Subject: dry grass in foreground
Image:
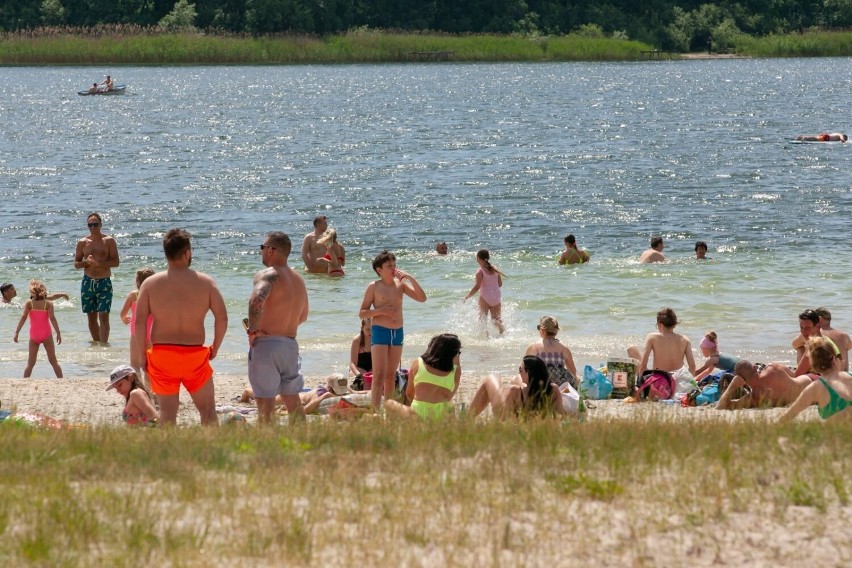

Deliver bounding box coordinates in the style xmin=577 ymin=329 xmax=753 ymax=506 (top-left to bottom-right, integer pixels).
xmin=1 ymin=414 xmax=851 ymax=566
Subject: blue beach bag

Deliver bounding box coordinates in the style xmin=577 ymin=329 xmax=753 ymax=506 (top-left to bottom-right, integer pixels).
xmin=580 ymin=365 xmax=613 ymax=400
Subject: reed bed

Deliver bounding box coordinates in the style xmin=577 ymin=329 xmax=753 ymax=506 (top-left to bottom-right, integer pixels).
xmin=1 ymin=415 xmax=850 ymax=565
xmin=735 ymin=30 xmax=852 ymax=58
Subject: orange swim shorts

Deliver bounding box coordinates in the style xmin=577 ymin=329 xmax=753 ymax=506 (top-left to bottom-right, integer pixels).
xmin=146 ymin=344 xmax=213 ymax=396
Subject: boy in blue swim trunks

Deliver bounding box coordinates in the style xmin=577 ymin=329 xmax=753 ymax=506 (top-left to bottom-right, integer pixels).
xmin=359 ymin=250 xmax=427 ymax=410
xmin=74 ymin=212 xmax=120 ymax=344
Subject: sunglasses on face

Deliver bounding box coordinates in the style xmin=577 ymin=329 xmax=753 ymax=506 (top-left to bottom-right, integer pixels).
xmin=87 ymin=222 xmax=100 ymax=228
xmin=259 ymin=244 xmax=276 ymax=251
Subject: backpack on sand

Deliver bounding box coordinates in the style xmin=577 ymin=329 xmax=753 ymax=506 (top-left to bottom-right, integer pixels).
xmin=636 ymin=370 xmax=677 ymax=401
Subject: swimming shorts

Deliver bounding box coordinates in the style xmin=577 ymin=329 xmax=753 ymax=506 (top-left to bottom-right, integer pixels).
xmin=80 ymin=275 xmax=113 ymax=313
xmin=248 ymin=336 xmax=304 ymax=399
xmin=410 ymin=399 xmax=453 ymax=420
xmin=371 ymin=325 xmax=404 ymax=347
xmin=29 ymin=307 xmax=51 ymax=343
xmin=146 ymin=344 xmax=213 ymax=396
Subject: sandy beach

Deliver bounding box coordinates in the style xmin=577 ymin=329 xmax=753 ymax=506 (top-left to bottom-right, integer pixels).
xmin=0 ymin=372 xmax=812 ymax=426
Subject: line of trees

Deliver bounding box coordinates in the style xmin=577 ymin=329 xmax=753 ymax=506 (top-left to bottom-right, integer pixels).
xmin=2 ymin=0 xmax=850 ymax=50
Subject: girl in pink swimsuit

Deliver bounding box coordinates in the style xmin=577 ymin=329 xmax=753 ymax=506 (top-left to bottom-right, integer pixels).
xmin=13 ymin=279 xmax=63 ymax=378
xmin=463 ymin=249 xmax=506 ymax=334
xmin=119 ymin=268 xmax=155 ymax=386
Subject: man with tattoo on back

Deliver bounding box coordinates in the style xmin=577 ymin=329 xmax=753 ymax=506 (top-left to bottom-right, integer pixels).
xmin=247 ymin=232 xmax=309 ymax=425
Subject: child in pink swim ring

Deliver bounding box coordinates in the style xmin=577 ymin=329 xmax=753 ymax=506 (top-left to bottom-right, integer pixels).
xmin=12 ymin=279 xmax=63 ymax=378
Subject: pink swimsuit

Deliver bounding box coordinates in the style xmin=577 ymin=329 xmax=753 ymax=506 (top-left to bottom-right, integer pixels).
xmin=29 ymin=303 xmax=51 ymax=343
xmin=478 ymin=268 xmax=501 ymax=307
xmin=129 ymin=301 xmax=154 ymax=343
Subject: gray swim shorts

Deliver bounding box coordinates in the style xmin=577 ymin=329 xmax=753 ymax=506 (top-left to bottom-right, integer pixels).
xmin=248 ymin=336 xmax=304 ymax=399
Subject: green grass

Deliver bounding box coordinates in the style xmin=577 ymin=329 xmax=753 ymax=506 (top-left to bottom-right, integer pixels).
xmin=1 ymin=416 xmax=851 ymax=564
xmin=734 ymin=29 xmax=852 ymax=57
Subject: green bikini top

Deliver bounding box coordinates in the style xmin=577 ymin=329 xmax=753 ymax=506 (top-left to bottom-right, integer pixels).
xmin=817 ymin=378 xmax=852 ymax=420
xmin=413 ymin=357 xmax=456 ymax=391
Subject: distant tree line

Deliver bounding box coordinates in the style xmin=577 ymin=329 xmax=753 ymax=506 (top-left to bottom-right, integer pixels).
xmin=2 ymin=0 xmax=850 ymax=50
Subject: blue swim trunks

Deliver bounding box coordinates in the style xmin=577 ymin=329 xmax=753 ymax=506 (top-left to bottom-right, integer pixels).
xmin=81 ymin=275 xmax=113 ymax=313
xmin=371 ymin=325 xmax=404 ymax=347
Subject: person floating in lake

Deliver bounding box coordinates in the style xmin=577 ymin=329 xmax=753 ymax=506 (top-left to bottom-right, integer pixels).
xmin=694 ymin=241 xmax=711 ymax=260
xmin=558 ymin=234 xmax=590 ymax=265
xmin=13 ymin=279 xmax=63 ymax=378
xmin=780 ymin=337 xmax=852 ymax=422
xmin=639 ymin=236 xmax=666 ymax=264
xmin=796 ymin=133 xmax=847 ymax=142
xmin=435 ymin=242 xmax=448 ymax=255
xmin=463 ymin=249 xmax=506 ymax=335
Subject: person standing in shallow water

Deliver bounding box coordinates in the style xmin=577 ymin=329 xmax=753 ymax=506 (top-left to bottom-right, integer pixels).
xmin=463 ymin=249 xmax=506 ymax=335
xmin=558 ymin=234 xmax=589 ymax=265
xmin=74 ymin=212 xmax=120 ymax=344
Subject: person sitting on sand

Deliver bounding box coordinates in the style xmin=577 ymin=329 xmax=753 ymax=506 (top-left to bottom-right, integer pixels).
xmin=349 ymin=319 xmax=373 ymax=378
xmin=240 ymin=374 xmax=354 ymax=414
xmin=106 ymin=365 xmax=159 ymax=426
xmin=628 ymin=307 xmax=696 ymax=380
xmin=558 ymin=234 xmax=589 ymax=265
xmin=639 ymin=236 xmax=666 ymax=264
xmin=384 ymin=333 xmax=461 ymax=420
xmin=525 ymin=315 xmax=577 ymax=388
xmin=469 ymin=355 xmax=567 ymax=420
xmin=716 ymin=360 xmax=811 ymax=410
xmin=796 ymin=133 xmax=847 ymax=142
xmin=781 ymin=337 xmax=852 ymax=422
xmin=692 ymin=331 xmax=741 ymax=382
xmin=791 ymin=307 xmax=851 ymax=372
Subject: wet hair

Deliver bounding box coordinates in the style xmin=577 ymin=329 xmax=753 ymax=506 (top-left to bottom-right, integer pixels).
xmin=564 ymin=234 xmax=576 ymax=245
xmin=807 ymin=337 xmax=839 ymax=374
xmin=521 ymin=355 xmax=554 ymax=417
xmin=265 ymin=231 xmax=292 ymax=255
xmin=651 ymin=236 xmax=664 ymax=249
xmin=87 ymin=212 xmax=102 ymax=224
xmin=695 ymin=241 xmax=707 ymax=252
xmin=135 ymin=267 xmax=155 ymax=289
xmin=656 ymin=307 xmax=678 ymax=328
xmin=420 ymin=333 xmax=461 ymax=373
xmin=163 ymin=228 xmax=191 ymax=260
xmin=312 ymin=215 xmax=327 ymax=228
xmin=371 ymin=250 xmax=396 ymax=274
xmin=28 ymin=279 xmax=47 ymax=301
xmin=0 ymin=283 xmax=13 ymax=294
xmin=799 ymin=309 xmax=820 ymax=326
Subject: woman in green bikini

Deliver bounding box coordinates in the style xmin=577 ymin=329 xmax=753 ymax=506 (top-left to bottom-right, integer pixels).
xmin=384 ymin=333 xmax=461 ymax=420
xmin=781 ymin=337 xmax=852 ymax=422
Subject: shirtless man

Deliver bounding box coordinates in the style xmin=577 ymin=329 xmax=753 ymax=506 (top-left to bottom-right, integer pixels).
xmin=99 ymin=75 xmax=114 ymax=92
xmin=74 ymin=212 xmax=120 ymax=344
xmin=791 ymin=309 xmax=826 ymax=377
xmin=87 ymin=83 xmax=98 ymax=94
xmin=359 ymin=250 xmax=427 ymax=410
xmin=135 ymin=229 xmax=227 ymax=426
xmin=631 ymin=307 xmax=697 ymax=382
xmin=716 ymin=360 xmax=811 ymax=410
xmin=639 ymin=236 xmax=666 ymax=264
xmin=792 ymin=307 xmax=851 ymax=371
xmin=558 ymin=234 xmax=590 ymax=265
xmin=1 ymin=283 xmax=68 ymax=304
xmin=247 ymin=232 xmax=309 ymax=425
xmin=796 ymin=133 xmax=847 ymax=142
xmin=301 ymin=215 xmax=330 ymax=273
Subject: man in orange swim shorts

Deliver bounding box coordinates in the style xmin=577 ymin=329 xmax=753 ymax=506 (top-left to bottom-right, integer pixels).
xmin=135 ymin=228 xmax=228 ymax=426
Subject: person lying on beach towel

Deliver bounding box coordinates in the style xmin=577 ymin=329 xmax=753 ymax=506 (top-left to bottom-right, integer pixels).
xmin=239 ymin=374 xmax=356 ymax=414
xmin=716 ymin=360 xmax=811 ymax=410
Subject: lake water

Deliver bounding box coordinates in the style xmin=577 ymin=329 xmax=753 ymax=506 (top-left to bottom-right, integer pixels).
xmin=0 ymin=59 xmax=849 ymax=380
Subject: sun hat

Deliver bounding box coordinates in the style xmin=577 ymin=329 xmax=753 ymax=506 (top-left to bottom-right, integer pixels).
xmin=106 ymin=365 xmax=136 ymax=391
xmin=327 ymin=373 xmax=351 ymax=396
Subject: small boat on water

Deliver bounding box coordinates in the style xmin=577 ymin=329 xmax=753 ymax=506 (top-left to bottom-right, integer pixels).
xmin=78 ymin=85 xmax=127 ymax=96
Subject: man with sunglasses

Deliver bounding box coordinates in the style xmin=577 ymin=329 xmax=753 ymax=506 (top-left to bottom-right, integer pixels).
xmin=74 ymin=212 xmax=120 ymax=344
xmin=248 ymin=232 xmax=309 ymax=425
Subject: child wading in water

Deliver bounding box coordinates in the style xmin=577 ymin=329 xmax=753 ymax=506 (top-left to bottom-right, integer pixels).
xmin=359 ymin=250 xmax=427 ymax=410
xmin=13 ymin=279 xmax=63 ymax=377
xmin=106 ymin=365 xmax=159 ymax=426
xmin=463 ymin=249 xmax=506 ymax=335
xmin=119 ymin=268 xmax=155 ymax=385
